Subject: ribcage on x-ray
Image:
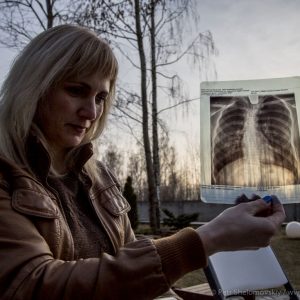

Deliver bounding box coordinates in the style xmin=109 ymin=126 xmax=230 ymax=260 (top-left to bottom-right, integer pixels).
xmin=256 ymin=96 xmax=298 ymax=181
xmin=212 ymin=97 xmax=249 ymax=183
xmin=212 ymin=95 xmax=299 ymax=186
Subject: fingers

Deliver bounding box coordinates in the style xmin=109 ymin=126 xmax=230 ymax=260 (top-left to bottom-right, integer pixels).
xmin=237 ymin=195 xmax=285 ymax=220
xmin=197 ymin=195 xmax=285 ymax=256
xmin=270 ymin=194 xmax=280 ymax=205
xmin=243 ymin=198 xmax=270 ymax=215
xmin=267 ymin=199 xmax=286 ymax=225
xmin=235 ymin=193 xmax=262 ymax=204
xmin=244 ymin=197 xmax=285 ymax=230
xmin=235 ymin=194 xmax=249 ymax=204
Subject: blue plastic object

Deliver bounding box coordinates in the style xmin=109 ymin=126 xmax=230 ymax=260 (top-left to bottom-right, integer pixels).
xmin=263 ymin=195 xmax=272 ymax=203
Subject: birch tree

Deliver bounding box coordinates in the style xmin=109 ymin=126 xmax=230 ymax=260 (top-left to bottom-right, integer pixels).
xmin=0 ymin=0 xmax=216 ymax=233
xmin=72 ymin=0 xmax=216 ymax=232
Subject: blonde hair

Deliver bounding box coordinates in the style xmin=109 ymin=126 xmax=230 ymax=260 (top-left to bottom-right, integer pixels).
xmin=0 ymin=24 xmax=118 ymax=181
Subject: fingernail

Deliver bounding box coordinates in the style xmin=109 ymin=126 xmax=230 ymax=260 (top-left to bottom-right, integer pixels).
xmin=270 ymin=195 xmax=280 ymax=204
xmin=251 ymin=194 xmax=261 ymax=201
xmin=235 ymin=194 xmax=249 ymax=204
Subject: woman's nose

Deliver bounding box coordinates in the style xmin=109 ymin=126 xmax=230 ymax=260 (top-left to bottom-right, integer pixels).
xmin=78 ymin=97 xmax=98 ymax=120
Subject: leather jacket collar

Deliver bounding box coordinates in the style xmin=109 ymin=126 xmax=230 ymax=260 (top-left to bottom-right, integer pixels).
xmin=25 ymin=134 xmax=93 ymax=181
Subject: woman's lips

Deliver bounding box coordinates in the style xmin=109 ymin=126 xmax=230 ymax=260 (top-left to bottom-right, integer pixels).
xmin=68 ymin=124 xmax=87 ymax=134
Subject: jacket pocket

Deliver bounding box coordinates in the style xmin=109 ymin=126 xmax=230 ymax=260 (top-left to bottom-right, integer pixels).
xmin=12 ymin=189 xmax=59 ymax=219
xmin=91 ymin=185 xmax=131 ymax=216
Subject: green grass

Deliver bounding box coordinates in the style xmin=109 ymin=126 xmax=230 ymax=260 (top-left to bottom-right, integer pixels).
xmin=173 ymin=228 xmax=300 ymax=290
xmin=271 ymin=228 xmax=300 ymax=289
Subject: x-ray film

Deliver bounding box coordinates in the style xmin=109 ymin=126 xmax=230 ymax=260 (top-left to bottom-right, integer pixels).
xmin=200 ymin=77 xmax=300 ymax=203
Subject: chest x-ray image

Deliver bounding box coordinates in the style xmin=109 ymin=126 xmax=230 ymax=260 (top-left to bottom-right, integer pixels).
xmin=200 ymin=77 xmax=300 ymax=203
xmin=211 ymin=94 xmax=300 ymax=186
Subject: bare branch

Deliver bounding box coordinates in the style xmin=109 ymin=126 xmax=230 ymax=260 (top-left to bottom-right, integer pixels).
xmin=114 ymin=105 xmax=143 ymax=124
xmin=25 ymin=0 xmax=47 ymax=30
xmin=0 ymin=0 xmax=29 ymax=6
xmin=157 ymin=97 xmax=199 ymax=115
xmin=34 ymin=0 xmax=48 ymax=18
xmin=101 ymin=0 xmax=136 ymax=36
xmin=156 ymin=32 xmax=210 ymax=67
xmin=114 ymin=44 xmax=140 ymax=69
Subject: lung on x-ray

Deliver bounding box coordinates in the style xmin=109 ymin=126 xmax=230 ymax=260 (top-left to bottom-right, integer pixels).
xmin=200 ymin=77 xmax=300 ymax=203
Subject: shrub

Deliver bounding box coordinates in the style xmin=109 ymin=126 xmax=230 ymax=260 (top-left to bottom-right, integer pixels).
xmin=123 ymin=176 xmax=139 ymax=230
xmin=162 ymin=208 xmax=199 ymax=230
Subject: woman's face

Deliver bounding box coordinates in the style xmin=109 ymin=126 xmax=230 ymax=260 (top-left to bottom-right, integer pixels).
xmin=37 ymin=74 xmax=110 ymax=154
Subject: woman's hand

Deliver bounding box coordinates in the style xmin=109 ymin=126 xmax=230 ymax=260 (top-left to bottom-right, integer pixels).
xmin=196 ymin=198 xmax=286 ymax=257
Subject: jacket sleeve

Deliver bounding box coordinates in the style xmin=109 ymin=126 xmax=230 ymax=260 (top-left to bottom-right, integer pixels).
xmin=0 ymin=185 xmax=207 ymax=300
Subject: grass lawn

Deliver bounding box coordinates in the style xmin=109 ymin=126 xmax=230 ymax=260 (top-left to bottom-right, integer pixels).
xmin=271 ymin=228 xmax=300 ymax=290
xmin=173 ymin=228 xmax=300 ymax=290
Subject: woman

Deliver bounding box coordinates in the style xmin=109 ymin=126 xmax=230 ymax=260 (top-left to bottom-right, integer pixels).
xmin=0 ymin=24 xmax=285 ymax=300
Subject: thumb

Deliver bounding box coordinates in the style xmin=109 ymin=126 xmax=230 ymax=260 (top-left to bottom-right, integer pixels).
xmin=267 ymin=199 xmax=286 ymax=225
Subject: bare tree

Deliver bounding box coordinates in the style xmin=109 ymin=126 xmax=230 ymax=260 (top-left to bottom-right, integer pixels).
xmin=146 ymin=0 xmax=215 ymax=227
xmin=159 ymin=130 xmax=179 ymax=201
xmin=72 ymin=0 xmax=216 ymax=232
xmin=133 ymin=0 xmax=160 ymax=231
xmin=0 ymin=0 xmax=70 ymax=48
xmin=102 ymin=144 xmax=124 ymax=179
xmin=0 ymin=0 xmax=216 ymax=233
xmin=127 ymin=145 xmax=147 ymax=202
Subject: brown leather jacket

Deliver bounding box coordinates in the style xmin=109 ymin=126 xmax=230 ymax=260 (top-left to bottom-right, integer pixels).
xmin=0 ymin=141 xmax=207 ymax=300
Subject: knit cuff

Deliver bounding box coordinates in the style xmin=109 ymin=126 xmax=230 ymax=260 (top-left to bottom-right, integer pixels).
xmin=153 ymin=227 xmax=208 ymax=284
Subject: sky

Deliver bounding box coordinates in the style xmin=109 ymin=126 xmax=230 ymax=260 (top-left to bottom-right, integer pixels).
xmin=2 ymin=0 xmax=300 ymax=82
xmin=198 ymin=0 xmax=300 ymax=81
xmin=1 ymin=0 xmax=300 ymax=161
xmin=168 ymin=0 xmax=300 ymax=160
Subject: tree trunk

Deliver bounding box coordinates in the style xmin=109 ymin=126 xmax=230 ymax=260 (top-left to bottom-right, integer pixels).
xmin=46 ymin=0 xmax=54 ymax=29
xmin=150 ymin=0 xmax=161 ymax=230
xmin=134 ymin=0 xmax=158 ymax=232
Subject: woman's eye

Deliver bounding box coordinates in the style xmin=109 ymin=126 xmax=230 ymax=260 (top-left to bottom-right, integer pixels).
xmin=64 ymin=84 xmax=108 ymax=104
xmin=65 ymin=86 xmax=85 ymax=96
xmin=95 ymin=94 xmax=107 ymax=105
